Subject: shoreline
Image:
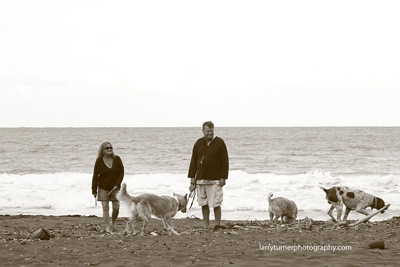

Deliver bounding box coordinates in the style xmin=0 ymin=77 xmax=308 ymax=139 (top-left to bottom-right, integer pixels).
xmin=1 ymin=215 xmax=399 ymax=266
xmin=0 ymin=213 xmax=396 ymax=221
xmin=0 ymin=211 xmax=395 ymax=222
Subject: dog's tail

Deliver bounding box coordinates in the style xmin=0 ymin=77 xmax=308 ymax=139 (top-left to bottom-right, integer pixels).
xmin=267 ymin=192 xmax=273 ymax=203
xmin=116 ymin=183 xmax=135 ymax=206
xmin=319 ymin=186 xmax=328 ymax=193
xmin=116 ymin=183 xmax=148 ymax=220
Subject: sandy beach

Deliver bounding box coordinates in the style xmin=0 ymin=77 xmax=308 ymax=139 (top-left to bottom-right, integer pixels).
xmin=1 ymin=215 xmax=399 ymax=266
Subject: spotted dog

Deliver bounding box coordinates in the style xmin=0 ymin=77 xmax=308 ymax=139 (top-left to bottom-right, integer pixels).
xmin=320 ymin=186 xmax=386 ymax=222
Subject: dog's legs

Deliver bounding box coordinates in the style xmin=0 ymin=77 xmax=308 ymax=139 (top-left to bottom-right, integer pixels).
xmin=327 ymin=205 xmax=337 ymax=222
xmin=162 ymin=219 xmax=169 ymax=231
xmin=138 ymin=212 xmax=151 ymax=235
xmin=124 ymin=218 xmax=136 ymax=234
xmin=274 ymin=212 xmax=281 ymax=224
xmin=335 ymin=203 xmax=344 ymax=222
xmin=269 ymin=211 xmax=275 ymax=223
xmin=124 ymin=218 xmax=133 ymax=234
xmin=164 ymin=216 xmax=180 ymax=235
xmin=124 ymin=214 xmax=140 ymax=235
xmin=342 ymin=207 xmax=352 ymax=222
xmin=137 ymin=203 xmax=151 ymax=235
xmin=140 ymin=220 xmax=148 ymax=235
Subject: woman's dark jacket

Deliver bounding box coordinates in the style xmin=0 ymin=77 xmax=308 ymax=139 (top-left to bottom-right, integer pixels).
xmin=92 ymin=155 xmax=124 ymax=194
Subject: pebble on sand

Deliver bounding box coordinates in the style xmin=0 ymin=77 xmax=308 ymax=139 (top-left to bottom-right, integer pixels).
xmin=29 ymin=228 xmax=50 ymax=240
xmin=368 ymin=240 xmax=385 ymax=250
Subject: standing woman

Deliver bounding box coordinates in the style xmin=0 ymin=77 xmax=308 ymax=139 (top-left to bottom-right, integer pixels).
xmin=92 ymin=142 xmax=124 ymax=233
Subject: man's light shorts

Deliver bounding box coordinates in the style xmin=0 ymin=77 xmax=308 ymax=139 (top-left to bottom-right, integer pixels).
xmin=197 ymin=184 xmax=223 ymax=208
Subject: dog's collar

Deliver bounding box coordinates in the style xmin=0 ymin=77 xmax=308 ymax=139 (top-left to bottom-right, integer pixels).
xmin=173 ymin=195 xmax=180 ymax=209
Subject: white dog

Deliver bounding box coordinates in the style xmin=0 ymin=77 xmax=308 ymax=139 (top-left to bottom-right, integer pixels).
xmin=116 ymin=183 xmax=188 ymax=235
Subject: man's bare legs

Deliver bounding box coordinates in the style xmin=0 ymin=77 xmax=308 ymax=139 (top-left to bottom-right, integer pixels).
xmin=202 ymin=205 xmax=210 ymax=229
xmin=202 ymin=205 xmax=222 ymax=229
xmin=214 ymin=206 xmax=221 ymax=226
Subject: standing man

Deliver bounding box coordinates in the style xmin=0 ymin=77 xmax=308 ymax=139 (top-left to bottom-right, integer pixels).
xmin=188 ymin=121 xmax=229 ymax=230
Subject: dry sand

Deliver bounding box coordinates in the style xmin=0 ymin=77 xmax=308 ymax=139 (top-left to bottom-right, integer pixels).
xmin=1 ymin=215 xmax=399 ymax=266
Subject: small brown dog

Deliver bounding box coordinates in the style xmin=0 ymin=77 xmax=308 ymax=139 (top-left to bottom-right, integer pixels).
xmin=268 ymin=192 xmax=298 ymax=224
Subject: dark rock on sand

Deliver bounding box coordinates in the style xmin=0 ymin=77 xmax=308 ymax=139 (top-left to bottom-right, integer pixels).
xmin=369 ymin=240 xmax=385 ymax=249
xmin=29 ymin=228 xmax=50 ymax=240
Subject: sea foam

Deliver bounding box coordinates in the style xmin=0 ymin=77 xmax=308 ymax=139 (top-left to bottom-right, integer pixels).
xmin=0 ymin=170 xmax=398 ymax=221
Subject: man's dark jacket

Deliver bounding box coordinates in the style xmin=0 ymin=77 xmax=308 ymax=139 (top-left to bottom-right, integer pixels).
xmin=188 ymin=136 xmax=229 ymax=180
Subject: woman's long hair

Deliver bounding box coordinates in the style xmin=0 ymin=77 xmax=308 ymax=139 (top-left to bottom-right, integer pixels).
xmin=97 ymin=142 xmax=115 ymax=159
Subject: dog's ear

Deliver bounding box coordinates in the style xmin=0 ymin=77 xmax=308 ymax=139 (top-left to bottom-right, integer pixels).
xmin=376 ymin=197 xmax=386 ymax=212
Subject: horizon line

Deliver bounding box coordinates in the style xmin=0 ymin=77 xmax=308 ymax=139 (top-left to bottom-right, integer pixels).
xmin=1 ymin=125 xmax=400 ymax=128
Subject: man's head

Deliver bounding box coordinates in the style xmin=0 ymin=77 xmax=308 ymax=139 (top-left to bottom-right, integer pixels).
xmin=202 ymin=121 xmax=214 ymax=141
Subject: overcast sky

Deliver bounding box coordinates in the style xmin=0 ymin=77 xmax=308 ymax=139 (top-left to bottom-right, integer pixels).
xmin=0 ymin=0 xmax=399 ymax=127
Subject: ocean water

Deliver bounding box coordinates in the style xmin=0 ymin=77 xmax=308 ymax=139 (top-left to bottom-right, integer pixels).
xmin=0 ymin=127 xmax=399 ymax=221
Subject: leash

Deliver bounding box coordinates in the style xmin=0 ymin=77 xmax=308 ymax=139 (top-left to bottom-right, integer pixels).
xmin=187 ymin=155 xmax=203 ymax=212
xmin=94 ymin=186 xmax=98 ymax=206
xmin=187 ymin=138 xmax=212 ymax=212
xmin=187 ymin=185 xmax=197 ymax=212
xmin=108 ymin=187 xmax=117 ymax=196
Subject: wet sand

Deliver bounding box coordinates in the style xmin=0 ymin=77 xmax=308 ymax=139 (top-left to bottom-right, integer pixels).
xmin=1 ymin=215 xmax=399 ymax=266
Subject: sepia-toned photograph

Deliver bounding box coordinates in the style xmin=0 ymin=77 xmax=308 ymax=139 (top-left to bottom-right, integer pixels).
xmin=0 ymin=0 xmax=399 ymax=266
